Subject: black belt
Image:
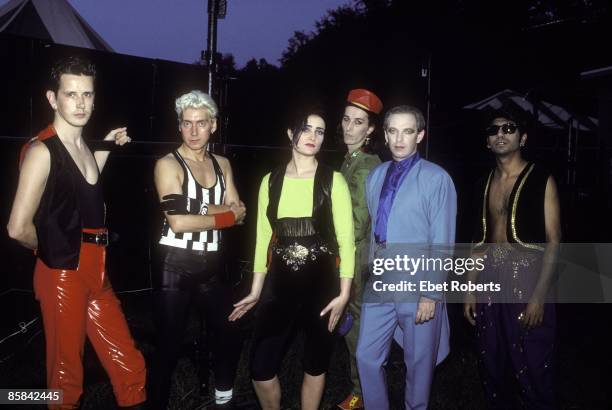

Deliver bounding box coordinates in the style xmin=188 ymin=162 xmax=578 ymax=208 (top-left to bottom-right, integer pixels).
xmin=82 ymin=232 xmax=109 ymax=246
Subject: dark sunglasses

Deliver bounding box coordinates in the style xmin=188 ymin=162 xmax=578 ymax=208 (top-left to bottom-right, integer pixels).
xmin=486 ymin=123 xmax=518 ymax=136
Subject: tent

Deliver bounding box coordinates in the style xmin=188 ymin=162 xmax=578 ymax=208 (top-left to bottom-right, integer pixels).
xmin=0 ymin=0 xmax=113 ymax=51
xmin=464 ymin=89 xmax=598 ymax=132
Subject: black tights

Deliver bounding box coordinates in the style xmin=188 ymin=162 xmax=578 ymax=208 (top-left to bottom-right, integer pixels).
xmin=149 ymin=246 xmax=242 ymax=408
xmin=250 ymin=241 xmax=339 ymax=381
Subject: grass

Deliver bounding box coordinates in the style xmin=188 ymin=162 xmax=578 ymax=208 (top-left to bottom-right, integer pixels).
xmin=1 ymin=293 xmax=610 ymax=409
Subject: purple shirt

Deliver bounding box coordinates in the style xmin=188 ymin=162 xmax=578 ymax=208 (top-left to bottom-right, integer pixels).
xmin=374 ymin=152 xmax=421 ymax=245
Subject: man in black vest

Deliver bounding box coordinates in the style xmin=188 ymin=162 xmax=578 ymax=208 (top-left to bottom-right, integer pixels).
xmin=7 ymin=56 xmax=146 ymax=409
xmin=464 ymin=108 xmax=561 ymax=409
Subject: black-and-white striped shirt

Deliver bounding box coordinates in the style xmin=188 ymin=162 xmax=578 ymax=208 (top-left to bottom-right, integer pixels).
xmin=159 ymin=150 xmax=225 ymax=251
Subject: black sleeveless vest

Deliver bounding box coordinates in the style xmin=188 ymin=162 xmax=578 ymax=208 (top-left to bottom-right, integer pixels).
xmin=34 ymin=135 xmax=103 ymax=269
xmin=266 ymin=164 xmax=338 ymax=254
xmin=473 ymin=162 xmax=550 ymax=251
xmin=159 ymin=150 xmax=226 ymax=250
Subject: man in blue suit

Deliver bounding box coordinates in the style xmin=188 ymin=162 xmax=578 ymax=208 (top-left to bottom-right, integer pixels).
xmin=356 ymin=105 xmax=456 ymax=409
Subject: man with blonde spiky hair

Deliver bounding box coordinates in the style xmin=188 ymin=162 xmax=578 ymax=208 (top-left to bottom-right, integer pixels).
xmin=150 ymin=90 xmax=246 ymax=409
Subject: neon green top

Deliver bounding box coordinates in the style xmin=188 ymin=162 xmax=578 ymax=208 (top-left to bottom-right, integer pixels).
xmin=253 ymin=171 xmax=356 ymax=278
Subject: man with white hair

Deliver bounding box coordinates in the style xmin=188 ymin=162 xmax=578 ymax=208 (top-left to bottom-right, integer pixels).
xmin=357 ymin=105 xmax=455 ymax=410
xmin=150 ymin=90 xmax=246 ymax=409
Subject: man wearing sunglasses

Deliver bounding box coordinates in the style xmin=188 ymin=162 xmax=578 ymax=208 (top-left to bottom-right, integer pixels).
xmin=464 ymin=108 xmax=561 ymax=409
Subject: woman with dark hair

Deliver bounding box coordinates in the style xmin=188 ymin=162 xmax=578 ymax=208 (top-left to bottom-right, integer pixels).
xmin=230 ymin=107 xmax=355 ymax=409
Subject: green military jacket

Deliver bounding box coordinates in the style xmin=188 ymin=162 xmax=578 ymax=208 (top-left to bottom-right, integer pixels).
xmin=341 ymin=150 xmax=381 ymax=283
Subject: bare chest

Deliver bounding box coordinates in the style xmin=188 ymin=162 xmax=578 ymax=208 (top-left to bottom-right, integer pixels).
xmin=63 ymin=143 xmax=98 ymax=184
xmin=181 ymin=158 xmax=217 ymax=188
xmin=488 ymin=176 xmax=518 ymax=218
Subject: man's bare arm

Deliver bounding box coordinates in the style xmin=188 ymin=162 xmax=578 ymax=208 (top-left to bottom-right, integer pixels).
xmin=94 ymin=127 xmax=131 ymax=173
xmin=522 ymin=176 xmax=561 ymax=328
xmin=154 ymin=157 xmax=243 ymax=233
xmin=215 ymin=154 xmax=246 ymax=224
xmin=463 ymin=249 xmax=486 ymax=326
xmin=7 ymin=142 xmax=50 ymax=249
xmin=532 ymin=176 xmax=562 ymax=301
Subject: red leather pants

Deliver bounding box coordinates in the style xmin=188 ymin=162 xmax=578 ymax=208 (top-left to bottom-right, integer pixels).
xmin=33 ymin=229 xmax=146 ymax=409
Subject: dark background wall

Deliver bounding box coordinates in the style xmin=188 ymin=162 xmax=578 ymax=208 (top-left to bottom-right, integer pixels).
xmin=2 ymin=30 xmax=611 ymax=296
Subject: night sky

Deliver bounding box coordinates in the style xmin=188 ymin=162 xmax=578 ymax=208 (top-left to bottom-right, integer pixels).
xmin=0 ymin=0 xmax=353 ymax=66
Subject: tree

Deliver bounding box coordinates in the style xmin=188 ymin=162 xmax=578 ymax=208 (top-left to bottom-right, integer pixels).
xmin=218 ymin=53 xmax=238 ymax=77
xmin=281 ymin=31 xmax=312 ymax=65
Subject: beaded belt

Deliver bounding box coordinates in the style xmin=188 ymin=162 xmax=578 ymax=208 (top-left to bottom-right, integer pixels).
xmin=272 ymin=241 xmax=332 ymax=271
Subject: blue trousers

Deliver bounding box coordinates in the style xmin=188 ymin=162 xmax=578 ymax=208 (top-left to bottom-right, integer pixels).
xmin=356 ymin=302 xmax=448 ymax=410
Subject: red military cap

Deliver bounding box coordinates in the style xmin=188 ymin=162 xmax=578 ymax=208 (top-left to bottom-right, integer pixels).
xmin=346 ymin=88 xmax=383 ymax=114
